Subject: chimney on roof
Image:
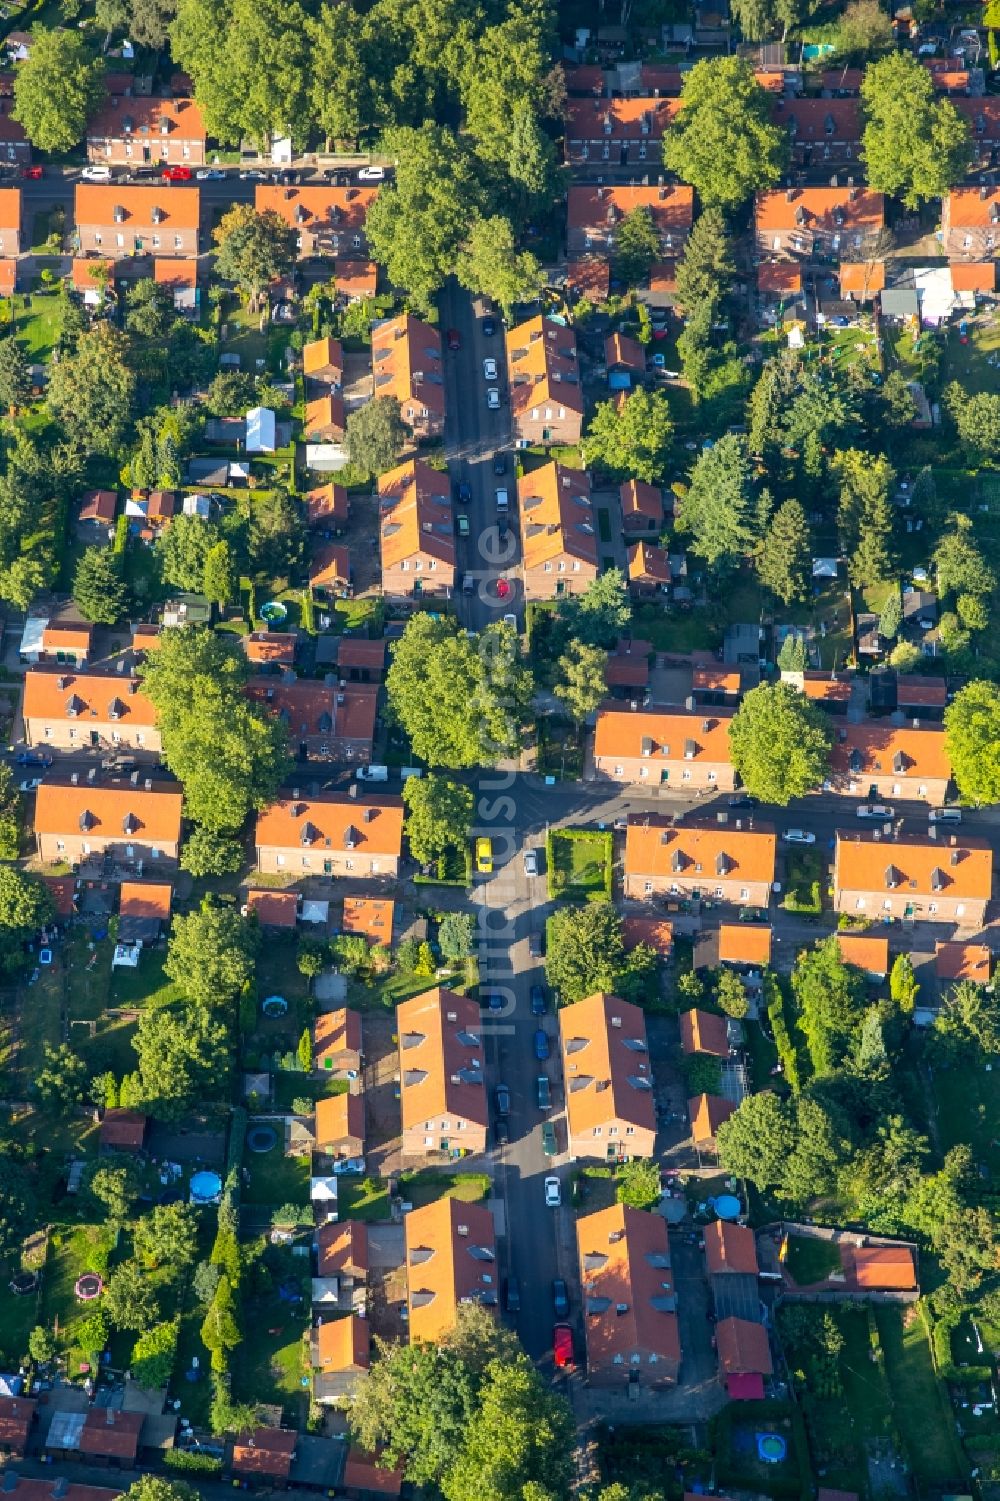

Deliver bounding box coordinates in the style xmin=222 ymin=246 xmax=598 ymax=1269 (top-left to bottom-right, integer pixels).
xmin=786 ymin=187 xmax=794 ymax=202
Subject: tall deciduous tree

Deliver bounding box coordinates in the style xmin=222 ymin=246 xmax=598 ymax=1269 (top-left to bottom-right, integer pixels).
xmin=172 ymin=0 xmax=310 ymax=147
xmin=156 ymin=514 xmax=222 ymax=593
xmin=545 ymin=902 xmax=624 ymax=1004
xmin=944 ymin=680 xmax=1000 ymax=805
xmin=728 ymin=682 xmax=833 ymax=805
xmin=164 ymin=901 xmax=259 ymax=1011
xmin=402 ymin=775 xmax=475 ymax=865
xmin=212 ymin=206 xmax=296 ymax=310
xmin=0 ymin=339 xmax=31 ymax=413
xmin=861 ymin=52 xmax=971 ymax=207
xmin=140 ymin=627 xmax=288 ymax=831
xmin=556 ymin=569 xmax=633 ymax=649
xmin=442 ymin=1358 xmax=574 ymax=1501
xmin=46 ymin=325 xmax=136 ymax=456
xmin=676 ymin=434 xmax=760 ymax=566
xmin=457 ymin=216 xmax=545 ymax=321
xmin=834 ymin=448 xmax=895 ymax=587
xmin=12 ymin=29 xmax=104 ymax=152
xmin=366 ymin=125 xmax=487 ymax=311
xmin=756 ymin=498 xmax=811 ymax=605
xmin=129 ymin=1003 xmax=230 ymax=1120
xmin=791 ymin=936 xmax=867 ymax=1076
xmin=553 ymin=641 xmax=608 ymax=725
xmin=946 ymin=384 xmax=1000 ymax=460
xmin=584 ymin=389 xmax=673 ymax=485
xmin=202 ymin=540 xmax=237 ymax=609
xmin=346 ymin=396 xmax=407 ymax=476
xmin=665 ymin=57 xmax=787 ymax=210
xmin=73 ymin=548 xmax=129 ymax=625
xmin=612 ymin=207 xmax=662 ymax=287
xmin=716 ymin=1091 xmax=797 ymax=1190
xmin=385 ymin=616 xmax=531 ymax=767
xmin=306 ymin=4 xmax=367 ymax=145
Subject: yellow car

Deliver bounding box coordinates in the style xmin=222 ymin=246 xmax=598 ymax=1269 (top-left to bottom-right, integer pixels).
xmin=475 ymin=837 xmax=493 ymax=874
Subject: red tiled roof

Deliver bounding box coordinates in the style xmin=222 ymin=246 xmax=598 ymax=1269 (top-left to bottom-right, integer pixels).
xmin=79 ymin=1407 xmax=143 ymax=1460
xmin=758 ymin=262 xmax=802 ymax=295
xmin=231 ymin=1428 xmax=297 ymax=1480
xmin=99 ymin=1108 xmax=147 ymax=1149
xmin=716 ymin=1316 xmax=772 ymax=1375
xmin=246 ymin=889 xmax=299 ymax=927
xmin=343 ymin=1450 xmax=404 ymax=1497
xmin=935 ymin=941 xmax=991 ymax=982
xmin=704 ymin=1220 xmax=758 ymax=1275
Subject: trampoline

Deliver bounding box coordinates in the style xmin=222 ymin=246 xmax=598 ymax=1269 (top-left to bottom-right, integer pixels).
xmin=262 ymin=995 xmax=288 ymax=1017
xmin=260 ymin=601 xmax=288 ymax=624
xmin=190 ymin=1170 xmax=223 ymax=1205
xmin=757 ymin=1433 xmax=787 ymax=1464
xmin=74 ymin=1273 xmax=103 ymax=1301
xmin=9 ymin=1272 xmax=37 ymax=1296
xmin=247 ymin=1125 xmax=278 ymax=1154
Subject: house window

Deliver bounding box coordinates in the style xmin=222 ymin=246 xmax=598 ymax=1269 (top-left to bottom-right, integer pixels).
xmin=593 ymin=1126 xmax=602 ymax=1136
xmin=82 ymin=842 xmax=91 ymax=855
xmin=740 ymin=888 xmax=749 ymax=899
xmin=43 ymin=727 xmax=52 ymax=738
xmin=707 ymin=771 xmax=717 ymax=782
xmin=639 ymin=766 xmax=648 ymax=778
xmin=136 ymin=733 xmax=144 ymax=745
xmin=892 ymin=783 xmax=900 ymax=796
xmin=401 ymin=560 xmax=408 ymax=571
xmin=558 ymin=561 xmax=565 ymax=572
xmin=965 ymin=233 xmax=973 ymax=248
xmin=125 ymin=845 xmax=134 ymax=859
xmin=302 ymin=857 xmax=309 ymax=869
xmin=429 ymin=561 xmax=437 ymax=571
xmin=277 ymin=855 xmax=286 ymax=867
xmin=116 ymin=233 xmax=124 ymax=248
xmin=68 ymin=729 xmax=77 ymax=741
xmin=918 ymin=784 xmax=927 ymax=796
xmin=625 ymin=1126 xmax=634 ymax=1135
xmin=414 ymin=560 xmax=423 ymax=571
xmin=56 ymin=840 xmax=65 ymax=853
xmin=929 ymin=903 xmax=938 ymax=914
xmin=681 ymin=769 xmax=691 ymax=780
xmin=572 ymin=560 xmax=580 ymax=571
xmin=371 ymin=861 xmax=379 ymax=873
xmin=613 ymin=1355 xmax=624 ymax=1366
xmin=559 ymin=407 xmax=566 ymax=419
xmin=544 ymin=562 xmax=553 ymax=572
xmin=151 ymin=848 xmax=160 ymax=860
xmin=883 ymin=899 xmax=892 ymax=910
xmin=957 ymin=904 xmax=966 ymax=917
xmin=151 ymin=234 xmax=160 ymax=249
xmin=345 ymin=859 xmax=354 ymax=870
xmin=111 ymin=731 xmax=121 ymax=744
xmin=614 ymin=765 xmax=624 ymax=775
xmin=173 ymin=234 xmax=182 ymax=250
xmin=424 ymin=1135 xmax=434 ymax=1148
xmin=856 ymin=897 xmax=865 ymax=910
xmin=352 ymin=235 xmax=362 ymax=249
xmin=95 ymin=232 xmax=103 ymax=245
xmin=544 ymin=408 xmax=553 ymax=419
xmin=644 ymin=881 xmax=653 ymax=894
xmin=608 ymin=1126 xmax=618 ymax=1136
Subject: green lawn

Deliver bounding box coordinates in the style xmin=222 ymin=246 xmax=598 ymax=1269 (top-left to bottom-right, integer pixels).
xmin=242 ymin=1143 xmax=311 ymax=1207
xmin=547 ymin=829 xmax=612 ymax=902
xmin=784 ymin=1234 xmax=841 ymax=1286
xmin=932 ymin=1060 xmax=1000 ymax=1179
xmin=941 ymin=315 xmax=1000 ymax=397
xmin=339 ymin=1177 xmax=391 ymax=1221
xmin=876 ymin=1304 xmax=968 ymax=1488
xmin=12 ymin=290 xmax=63 ymax=361
xmin=745 ymin=1020 xmax=780 ymax=1092
xmin=398 ymin=1170 xmax=491 ymax=1208
xmin=783 ymin=850 xmax=823 ymax=915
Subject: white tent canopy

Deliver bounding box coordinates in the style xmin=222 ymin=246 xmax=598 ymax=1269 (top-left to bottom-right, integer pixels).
xmin=246 ymin=405 xmax=276 ymax=453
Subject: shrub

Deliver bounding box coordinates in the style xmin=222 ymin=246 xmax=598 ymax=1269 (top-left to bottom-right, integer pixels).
xmin=165 ymin=1450 xmax=224 ymax=1476
xmin=765 ymin=971 xmax=801 ymax=1093
xmin=683 ymin=1053 xmax=722 ymax=1095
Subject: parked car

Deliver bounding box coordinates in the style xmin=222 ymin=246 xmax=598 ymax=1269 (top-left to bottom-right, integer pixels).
xmin=495 ymin=488 xmax=509 ymax=513
xmin=493 ymin=450 xmax=507 ymax=476
xmin=857 ymin=804 xmax=894 ymax=820
xmin=537 ymin=1075 xmax=552 ymax=1111
xmin=484 ymin=992 xmax=503 ymax=1015
xmin=455 ymin=481 xmax=472 ymax=505
xmin=483 ymin=356 xmax=498 ymax=381
xmin=195 ymin=167 xmax=226 ymax=180
xmin=782 ymin=829 xmax=816 ymax=844
xmin=356 ymin=165 xmax=385 ymax=181
xmin=552 ymin=1278 xmax=569 ymax=1318
xmin=929 ymin=807 xmax=962 ymax=823
xmin=81 ymin=165 xmax=112 ymax=182
xmin=21 ymin=165 xmax=42 ymax=180
xmin=524 ymin=848 xmax=538 ymax=877
xmin=533 ymin=1028 xmax=550 ymax=1061
xmin=495 ymin=1117 xmax=509 ymax=1146
xmin=162 ymin=165 xmax=192 ymax=181
xmin=504 ymin=1276 xmax=520 ymax=1313
xmin=482 ymin=315 xmax=497 ymax=337
xmin=16 ymin=752 xmax=51 ymax=768
xmin=728 ymin=794 xmax=759 ymax=809
xmin=457 ymin=513 xmax=471 ymax=538
xmin=476 ymin=836 xmax=493 ymax=873
xmin=446 ymin=328 xmax=461 ymax=351
xmin=542 ymin=1121 xmax=557 ymax=1157
xmin=18 ymin=778 xmax=42 ymax=793
xmin=331 ymin=1156 xmax=365 ymax=1175
xmin=529 ymin=933 xmax=544 ymax=959
xmin=553 ymin=1324 xmax=574 ymax=1368
xmin=486 ymin=388 xmax=500 ymax=410
xmin=494 ymin=1082 xmax=511 ymax=1116
xmin=544 ymin=1174 xmax=561 ymax=1207
xmin=530 ymin=983 xmax=546 ymax=1015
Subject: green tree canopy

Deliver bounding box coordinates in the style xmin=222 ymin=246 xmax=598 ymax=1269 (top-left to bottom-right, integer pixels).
xmin=792 ymin=936 xmax=867 ymax=1076
xmin=47 ymin=325 xmax=137 ymax=456
xmin=103 ymin=1260 xmax=160 ymax=1332
xmin=345 ymin=395 xmax=407 ymax=476
xmin=163 ymin=900 xmax=260 ymax=1010
xmin=552 ymin=641 xmax=608 ymax=725
xmin=129 ymin=1003 xmax=230 ymax=1120
xmin=156 ymin=514 xmax=222 ymax=593
xmin=716 ymin=1091 xmax=797 ymax=1190
xmin=456 ymin=216 xmax=545 ymax=320
xmin=612 ymin=207 xmax=662 ymax=287
xmin=0 ymin=338 xmax=31 ymax=413
xmin=87 ymin=1158 xmax=141 ymax=1223
xmin=442 ymin=1358 xmax=574 ymax=1501
xmin=402 ymin=775 xmax=475 ymax=865
xmin=202 ymin=539 xmax=237 ymax=609
xmin=584 ymin=388 xmax=673 ymax=485
xmin=944 ymin=680 xmax=1000 ymax=805
xmin=0 ymin=868 xmax=53 ymax=973
xmin=544 ymin=901 xmax=625 ymax=1004
xmin=556 ymin=570 xmax=633 ymax=650
xmin=728 ymin=681 xmax=833 ymax=804
xmin=934 ymin=515 xmax=996 ymax=600
xmin=946 ymin=384 xmax=1000 ymax=461
xmin=674 ymin=208 xmax=735 ymax=317
xmin=757 ymin=498 xmax=811 ymax=605
xmin=385 ymin=616 xmax=531 ymax=767
xmin=933 ymin=978 xmax=1000 ymax=1059
xmin=35 ymin=1043 xmax=87 ymax=1112
xmin=180 ymin=828 xmax=244 ymax=878
xmin=615 ymin=1158 xmax=661 ymax=1209
xmin=73 ymin=548 xmax=129 ymax=625
xmin=676 ymin=435 xmax=761 ymax=566
xmin=212 ymin=205 xmax=296 ymax=308
xmin=665 ymin=57 xmax=787 ymax=209
xmin=133 ymin=1202 xmax=199 ymax=1273
xmin=834 ymin=448 xmax=896 ymax=587
xmin=140 ymin=627 xmax=288 ymax=831
xmin=171 ymin=0 xmax=310 ymax=147
xmin=12 ymin=28 xmax=104 ymax=152
xmin=861 ymin=52 xmax=971 ymax=207
xmin=366 ymin=125 xmax=488 ymax=311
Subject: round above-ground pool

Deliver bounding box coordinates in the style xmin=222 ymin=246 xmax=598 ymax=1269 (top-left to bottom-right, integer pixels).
xmin=714 ymin=1193 xmax=741 ymax=1221
xmin=260 ymin=600 xmax=288 ymax=624
xmin=190 ymin=1170 xmax=223 ymax=1205
xmin=757 ymin=1433 xmax=787 ymax=1464
xmin=75 ymin=1272 xmax=103 ymax=1301
xmin=247 ymin=1125 xmax=278 ymax=1153
xmin=262 ymin=995 xmax=288 ymax=1017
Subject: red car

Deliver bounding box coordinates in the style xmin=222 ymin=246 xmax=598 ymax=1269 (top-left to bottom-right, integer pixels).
xmin=446 ymin=328 xmax=461 ymax=351
xmin=162 ymin=165 xmax=192 ymax=182
xmin=21 ymin=165 xmax=42 ymax=180
xmin=553 ymin=1324 xmax=574 ymax=1370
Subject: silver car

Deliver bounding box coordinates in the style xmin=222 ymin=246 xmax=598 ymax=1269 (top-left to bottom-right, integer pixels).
xmin=524 ymin=849 xmax=538 ymax=877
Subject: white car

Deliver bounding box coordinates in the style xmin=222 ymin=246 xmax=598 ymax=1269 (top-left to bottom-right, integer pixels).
xmin=524 ymin=848 xmax=538 ymax=877
xmin=503 ymin=613 xmax=518 ymax=630
xmin=486 ymin=388 xmax=500 ymax=410
xmin=483 ymin=357 xmax=498 ymax=381
xmin=929 ymin=807 xmax=962 ymax=824
xmin=857 ymin=804 xmax=894 ymax=820
xmin=81 ymin=165 xmax=112 ymax=182
xmin=782 ymin=829 xmax=815 ymax=844
xmin=18 ymin=778 xmax=41 ymax=793
xmin=356 ymin=165 xmax=385 ymax=182
xmin=544 ymin=1175 xmax=561 ymax=1208
xmin=195 ymin=167 xmax=226 ymax=180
